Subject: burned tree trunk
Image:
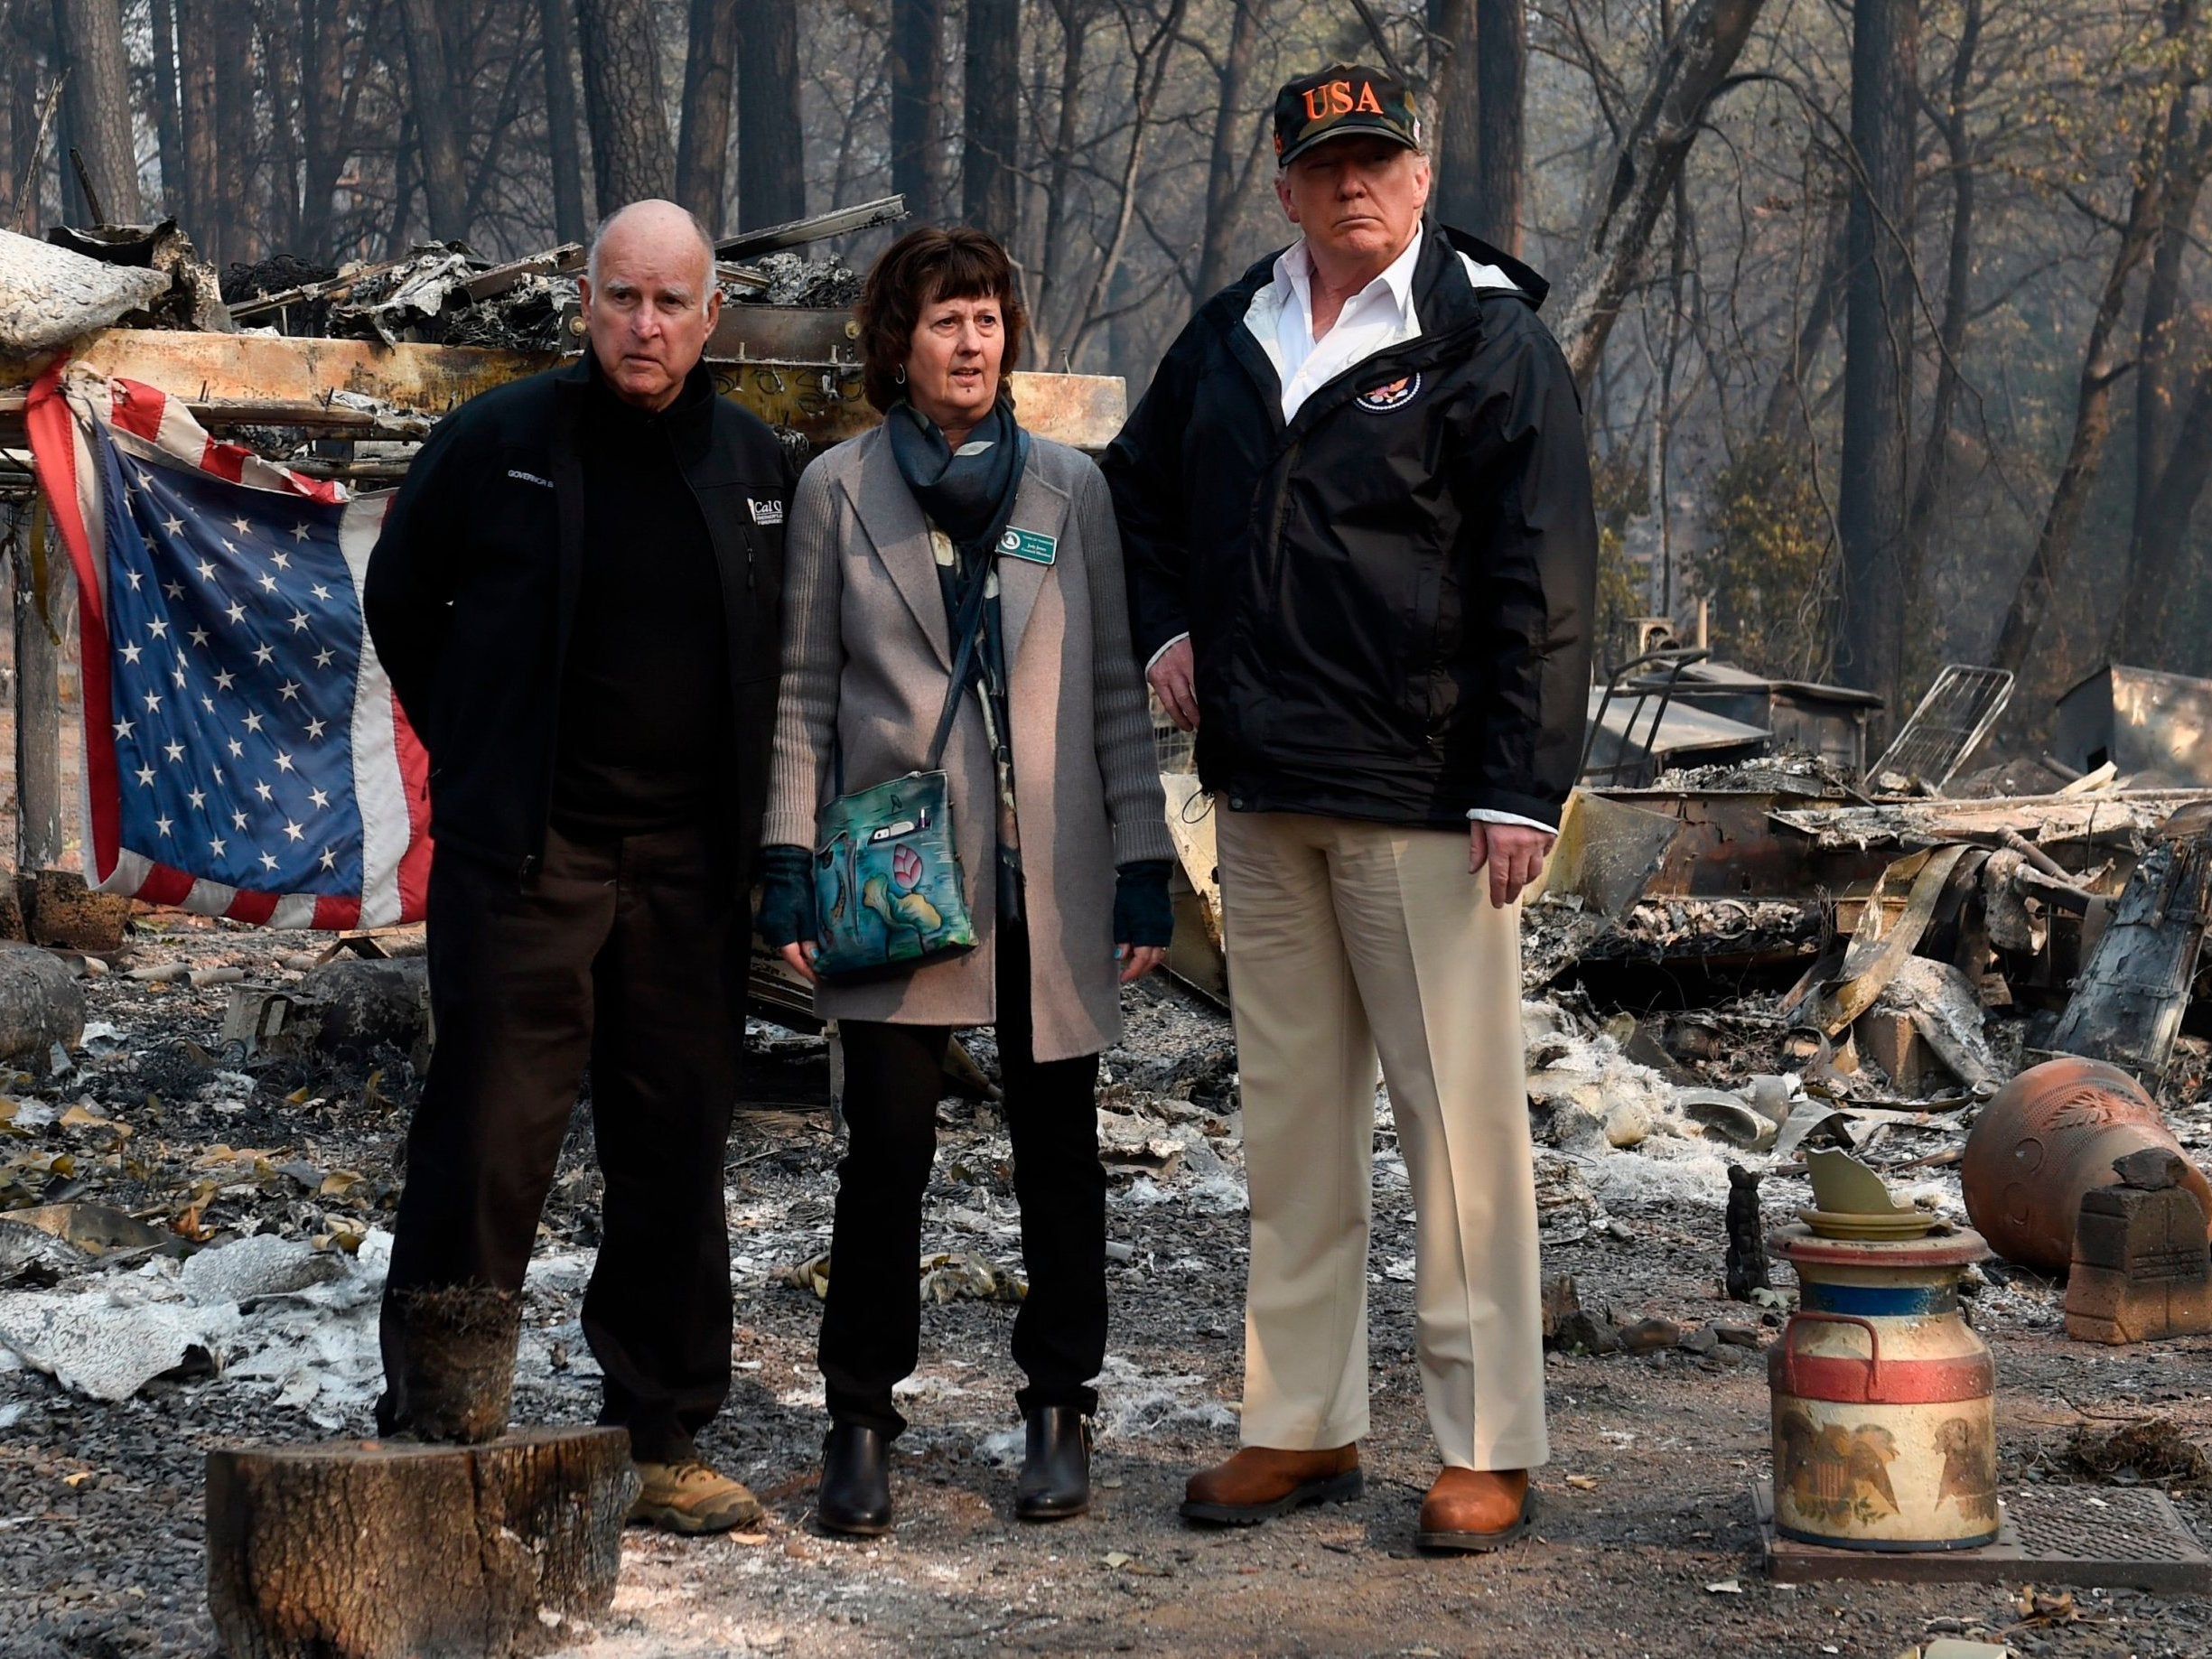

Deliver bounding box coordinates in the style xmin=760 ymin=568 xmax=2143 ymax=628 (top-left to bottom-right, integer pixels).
xmin=1470 ymin=0 xmax=1526 ymax=251
xmin=51 ymin=0 xmax=144 ymax=222
xmin=176 ymin=0 xmax=219 ymax=263
xmin=1194 ymin=0 xmax=1265 ymax=300
xmin=1834 ymin=0 xmax=1918 ymax=715
xmin=675 ymin=0 xmax=737 ymax=227
xmin=539 ymin=0 xmax=590 ymax=241
xmin=891 ymin=0 xmax=945 ymax=220
xmin=1554 ymin=0 xmax=1769 ymax=392
xmin=1999 ymin=53 xmax=2203 ymax=676
xmin=206 ymin=1428 xmax=634 ymax=1659
xmin=211 ymin=3 xmax=255 ymax=262
xmin=737 ymin=0 xmax=804 ymax=228
xmin=1426 ymin=0 xmax=1479 ymax=229
xmin=962 ymin=0 xmax=1019 ymax=240
xmin=1897 ymin=0 xmax=1982 ymax=661
xmin=397 ymin=0 xmax=469 ymax=241
xmin=577 ymin=0 xmax=677 ymax=207
xmin=295 ymin=0 xmax=358 ymax=263
xmin=149 ymin=0 xmax=183 ymax=218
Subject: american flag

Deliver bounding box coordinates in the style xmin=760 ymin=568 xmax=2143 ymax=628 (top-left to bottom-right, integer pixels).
xmin=24 ymin=363 xmax=430 ymax=927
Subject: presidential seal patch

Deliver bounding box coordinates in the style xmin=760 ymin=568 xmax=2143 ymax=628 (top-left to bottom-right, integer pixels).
xmin=1355 ymin=374 xmax=1422 ymax=412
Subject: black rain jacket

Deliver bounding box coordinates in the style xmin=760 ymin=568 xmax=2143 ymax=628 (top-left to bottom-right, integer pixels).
xmin=1103 ymin=220 xmax=1597 ymax=829
xmin=362 ymin=354 xmax=790 ymax=883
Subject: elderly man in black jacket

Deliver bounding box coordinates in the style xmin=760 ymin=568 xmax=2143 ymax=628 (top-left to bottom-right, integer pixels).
xmin=1105 ymin=66 xmax=1596 ymax=1552
xmin=364 ymin=200 xmax=789 ymax=1533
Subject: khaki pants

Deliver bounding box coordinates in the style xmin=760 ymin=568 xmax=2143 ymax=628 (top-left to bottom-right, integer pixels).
xmin=1218 ymin=810 xmax=1549 ymax=1472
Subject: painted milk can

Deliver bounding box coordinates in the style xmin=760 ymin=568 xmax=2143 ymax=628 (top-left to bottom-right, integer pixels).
xmin=1769 ymin=1220 xmax=2000 ymax=1551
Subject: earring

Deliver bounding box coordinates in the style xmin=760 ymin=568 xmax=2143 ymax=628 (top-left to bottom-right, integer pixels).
xmin=894 ymin=364 xmax=906 ymax=385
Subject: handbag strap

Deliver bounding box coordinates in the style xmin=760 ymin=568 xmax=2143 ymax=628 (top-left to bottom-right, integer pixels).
xmin=925 ymin=548 xmax=997 ymax=771
xmin=828 ymin=531 xmax=999 ymax=800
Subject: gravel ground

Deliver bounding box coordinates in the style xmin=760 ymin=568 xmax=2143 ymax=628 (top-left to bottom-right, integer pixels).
xmin=3 ymin=918 xmax=2212 ymax=1658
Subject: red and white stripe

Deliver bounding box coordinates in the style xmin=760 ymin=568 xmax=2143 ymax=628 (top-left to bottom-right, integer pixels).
xmin=23 ymin=359 xmax=431 ymax=928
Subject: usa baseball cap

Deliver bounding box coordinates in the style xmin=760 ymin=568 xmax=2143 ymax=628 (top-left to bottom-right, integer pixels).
xmin=1273 ymin=64 xmax=1423 ymax=167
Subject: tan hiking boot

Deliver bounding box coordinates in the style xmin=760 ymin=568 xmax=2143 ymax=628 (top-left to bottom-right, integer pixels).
xmin=1416 ymin=1468 xmax=1534 ymax=1553
xmin=628 ymin=1459 xmax=764 ymax=1534
xmin=1180 ymin=1444 xmax=1362 ymax=1524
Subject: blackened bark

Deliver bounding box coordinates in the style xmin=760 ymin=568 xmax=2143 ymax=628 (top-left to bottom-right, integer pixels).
xmin=211 ymin=7 xmax=254 ymax=261
xmin=149 ymin=0 xmax=183 ymax=217
xmin=294 ymin=0 xmax=356 ymax=262
xmin=1759 ymin=190 xmax=1848 ymax=441
xmin=257 ymin=0 xmax=303 ymax=252
xmin=1554 ymin=0 xmax=1769 ymax=391
xmin=1470 ymin=0 xmax=1525 ymax=251
xmin=577 ymin=0 xmax=676 ymax=208
xmin=2120 ymin=367 xmax=2212 ymax=667
xmin=397 ymin=0 xmax=469 ymax=238
xmin=1991 ymin=2 xmax=2203 ymax=678
xmin=676 ymin=0 xmax=737 ymax=226
xmin=737 ymin=0 xmax=804 ymax=228
xmin=176 ymin=0 xmax=219 ymax=259
xmin=1195 ymin=0 xmax=1265 ymax=299
xmin=1427 ymin=0 xmax=1479 ymax=228
xmin=1898 ymin=0 xmax=1981 ymax=674
xmin=891 ymin=0 xmax=945 ymax=219
xmin=1834 ymin=0 xmax=1919 ymax=712
xmin=540 ymin=0 xmax=589 ymax=241
xmin=962 ymin=0 xmax=1019 ymax=238
xmin=51 ymin=0 xmax=144 ymax=222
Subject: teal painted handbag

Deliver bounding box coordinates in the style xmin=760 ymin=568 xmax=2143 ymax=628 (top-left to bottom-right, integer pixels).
xmin=808 ymin=557 xmax=992 ymax=983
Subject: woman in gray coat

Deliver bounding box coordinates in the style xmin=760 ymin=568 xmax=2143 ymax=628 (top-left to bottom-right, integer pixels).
xmin=756 ymin=226 xmax=1175 ymax=1537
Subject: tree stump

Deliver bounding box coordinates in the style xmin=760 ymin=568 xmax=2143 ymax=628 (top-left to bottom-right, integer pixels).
xmin=0 ymin=940 xmax=85 ymax=1060
xmin=206 ymin=1428 xmax=635 ymax=1659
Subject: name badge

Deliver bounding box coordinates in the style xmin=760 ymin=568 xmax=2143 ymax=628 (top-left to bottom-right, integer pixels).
xmin=997 ymin=527 xmax=1057 ymax=565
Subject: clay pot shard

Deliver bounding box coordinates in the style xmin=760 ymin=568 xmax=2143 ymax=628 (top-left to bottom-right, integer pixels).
xmin=1961 ymin=1056 xmax=2212 ymax=1275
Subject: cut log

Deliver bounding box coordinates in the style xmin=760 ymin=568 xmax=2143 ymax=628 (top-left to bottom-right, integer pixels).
xmin=206 ymin=1427 xmax=635 ymax=1659
xmin=0 ymin=941 xmax=84 ymax=1060
xmin=292 ymin=955 xmax=431 ymax=1054
xmin=21 ymin=869 xmax=132 ymax=951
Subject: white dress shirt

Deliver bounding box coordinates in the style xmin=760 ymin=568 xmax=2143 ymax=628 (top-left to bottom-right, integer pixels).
xmin=1151 ymin=228 xmax=1554 ymax=836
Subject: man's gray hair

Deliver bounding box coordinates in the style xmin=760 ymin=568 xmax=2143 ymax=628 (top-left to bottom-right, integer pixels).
xmin=585 ymin=200 xmax=717 ymax=309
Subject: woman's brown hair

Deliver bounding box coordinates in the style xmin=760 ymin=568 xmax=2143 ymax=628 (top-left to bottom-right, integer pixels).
xmin=856 ymin=225 xmax=1027 ymax=414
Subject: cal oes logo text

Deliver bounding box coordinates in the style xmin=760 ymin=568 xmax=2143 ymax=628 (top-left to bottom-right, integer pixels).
xmin=1356 ymin=374 xmax=1422 ymax=413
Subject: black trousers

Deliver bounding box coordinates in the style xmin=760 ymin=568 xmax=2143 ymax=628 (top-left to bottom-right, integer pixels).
xmin=819 ymin=916 xmax=1107 ymax=1436
xmin=378 ymin=821 xmax=742 ymax=1463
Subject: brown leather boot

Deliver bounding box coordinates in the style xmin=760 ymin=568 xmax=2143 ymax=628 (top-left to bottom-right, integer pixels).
xmin=1415 ymin=1468 xmax=1534 ymax=1552
xmin=1180 ymin=1444 xmax=1362 ymax=1525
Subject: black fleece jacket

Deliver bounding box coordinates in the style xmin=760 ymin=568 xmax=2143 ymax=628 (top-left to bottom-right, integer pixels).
xmin=363 ymin=353 xmax=791 ymax=883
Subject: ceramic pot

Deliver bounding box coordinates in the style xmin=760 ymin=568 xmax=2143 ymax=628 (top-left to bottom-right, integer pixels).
xmin=1960 ymin=1056 xmax=2212 ymax=1274
xmin=1769 ymin=1225 xmax=1999 ymax=1552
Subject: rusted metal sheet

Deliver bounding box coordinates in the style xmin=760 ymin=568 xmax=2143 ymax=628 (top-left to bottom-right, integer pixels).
xmin=2054 ymin=664 xmax=2212 ymax=787
xmin=0 ymin=330 xmax=1125 ymax=452
xmin=1769 ymin=792 xmax=2212 ymax=860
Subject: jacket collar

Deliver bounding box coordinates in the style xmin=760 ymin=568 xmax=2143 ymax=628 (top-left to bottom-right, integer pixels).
xmin=1216 ymin=216 xmax=1549 ymax=322
xmin=839 ymin=425 xmax=1071 ymax=676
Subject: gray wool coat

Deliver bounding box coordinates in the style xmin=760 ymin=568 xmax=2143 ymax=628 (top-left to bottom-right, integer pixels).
xmin=762 ymin=423 xmax=1175 ymax=1062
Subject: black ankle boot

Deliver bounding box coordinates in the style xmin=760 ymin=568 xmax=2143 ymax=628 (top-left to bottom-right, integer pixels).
xmin=1016 ymin=1405 xmax=1091 ymax=1522
xmin=817 ymin=1422 xmax=891 ymax=1537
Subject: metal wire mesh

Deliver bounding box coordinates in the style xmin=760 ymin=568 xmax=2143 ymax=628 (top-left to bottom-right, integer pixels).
xmin=1871 ymin=664 xmax=2015 ymax=787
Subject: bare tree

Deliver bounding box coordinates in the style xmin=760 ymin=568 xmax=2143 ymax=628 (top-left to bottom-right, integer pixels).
xmin=1195 ymin=0 xmax=1268 ymax=298
xmin=397 ymin=0 xmax=469 ymax=238
xmin=1833 ymin=0 xmax=1919 ymax=711
xmin=176 ymin=0 xmax=219 ymax=258
xmin=1470 ymin=0 xmax=1525 ymax=249
xmin=578 ymin=0 xmax=677 ymax=207
xmin=1553 ymin=0 xmax=1770 ymax=391
xmin=1428 ymin=0 xmax=1479 ymax=225
xmin=964 ymin=0 xmax=1020 ymax=238
xmin=1896 ymin=0 xmax=1983 ymax=674
xmin=541 ymin=0 xmax=590 ymax=240
xmin=149 ymin=0 xmax=185 ymax=217
xmin=1990 ymin=0 xmax=2207 ymax=678
xmin=738 ymin=0 xmax=805 ymax=228
xmin=51 ymin=0 xmax=144 ymax=221
xmin=891 ymin=0 xmax=945 ymax=219
xmin=676 ymin=0 xmax=737 ymax=227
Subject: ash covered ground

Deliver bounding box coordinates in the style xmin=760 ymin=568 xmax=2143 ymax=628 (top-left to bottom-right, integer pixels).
xmin=2 ymin=917 xmax=2212 ymax=1657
